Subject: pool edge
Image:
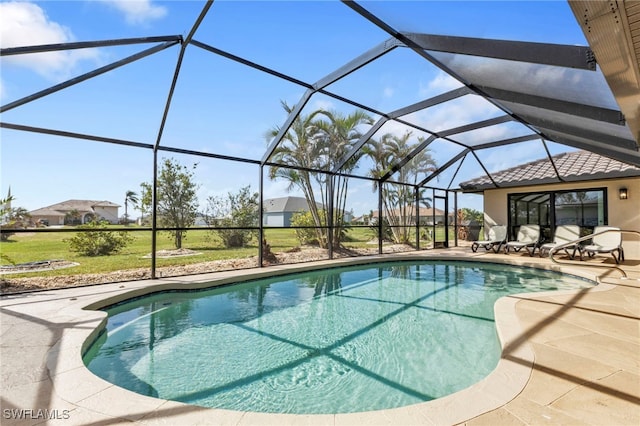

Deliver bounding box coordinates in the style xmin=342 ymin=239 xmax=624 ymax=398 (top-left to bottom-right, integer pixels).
xmin=44 ymin=252 xmax=605 ymax=425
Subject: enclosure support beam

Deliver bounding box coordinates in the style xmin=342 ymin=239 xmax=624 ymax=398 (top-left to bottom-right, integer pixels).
xmin=454 ymin=191 xmax=459 ymax=247
xmin=406 ymin=33 xmax=596 ymax=70
xmin=380 ymin=135 xmax=438 ymax=182
xmin=378 ymin=183 xmax=383 ymax=255
xmin=1 ymin=40 xmax=180 ymax=113
xmin=262 ymin=90 xmax=313 ymax=164
xmin=0 ymin=122 xmax=153 ymax=150
xmin=415 ymin=186 xmax=420 ymax=250
xmin=332 ymin=118 xmax=388 ymax=174
xmin=541 ymin=138 xmax=565 ymax=182
xmin=150 ymin=0 xmax=214 ymax=278
xmin=328 ymin=174 xmax=335 ymax=260
xmin=446 ymin=152 xmax=467 ymax=190
xmin=152 ymin=0 xmax=213 ymax=152
xmin=418 ymin=150 xmax=469 ymax=187
xmin=535 ymin=130 xmax=640 ymax=167
xmin=0 ymin=35 xmax=183 ymax=56
xmin=151 ymin=150 xmax=158 ymax=279
xmin=259 ymin=165 xmax=264 ymax=268
xmin=333 ymin=87 xmax=470 ymax=175
xmin=471 ymin=150 xmax=500 ymax=188
xmin=476 ymin=85 xmax=625 ymax=124
xmin=471 ymin=134 xmax=540 ymax=150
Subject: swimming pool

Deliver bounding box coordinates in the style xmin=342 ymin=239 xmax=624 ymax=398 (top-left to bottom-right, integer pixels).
xmin=83 ymin=260 xmax=594 ymax=414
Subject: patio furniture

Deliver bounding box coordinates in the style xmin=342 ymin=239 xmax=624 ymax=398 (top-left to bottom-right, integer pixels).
xmin=582 ymin=226 xmax=624 ymax=264
xmin=471 ymin=225 xmax=507 ymax=253
xmin=504 ymin=224 xmax=540 ymax=256
xmin=539 ymin=225 xmax=582 ymax=259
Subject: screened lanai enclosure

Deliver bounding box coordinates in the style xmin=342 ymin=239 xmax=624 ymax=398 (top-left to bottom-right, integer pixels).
xmin=1 ymin=1 xmax=639 ymax=287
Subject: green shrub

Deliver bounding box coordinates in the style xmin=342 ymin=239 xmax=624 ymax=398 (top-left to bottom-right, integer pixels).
xmin=66 ymin=221 xmax=134 ymax=256
xmin=205 ymin=186 xmax=259 ymax=248
xmin=290 ymin=210 xmax=324 ymax=245
xmin=369 ymin=218 xmax=394 ymax=242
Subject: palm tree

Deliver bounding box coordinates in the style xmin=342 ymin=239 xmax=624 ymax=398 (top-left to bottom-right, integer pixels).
xmin=267 ymin=101 xmax=326 ymax=245
xmin=267 ymin=102 xmax=373 ymax=248
xmin=365 ymin=131 xmax=437 ymax=244
xmin=313 ymin=109 xmax=373 ymax=245
xmin=124 ymin=190 xmax=139 ymax=225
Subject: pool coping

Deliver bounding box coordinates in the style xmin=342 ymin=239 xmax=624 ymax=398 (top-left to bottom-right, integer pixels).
xmin=2 ymin=251 xmax=624 ymax=425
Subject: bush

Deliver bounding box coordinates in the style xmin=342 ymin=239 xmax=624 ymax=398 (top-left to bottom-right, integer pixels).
xmin=66 ymin=221 xmax=134 ymax=256
xmin=205 ymin=186 xmax=259 ymax=248
xmin=213 ymin=221 xmax=257 ymax=248
xmin=290 ymin=210 xmax=324 ymax=245
xmin=369 ymin=218 xmax=394 ymax=242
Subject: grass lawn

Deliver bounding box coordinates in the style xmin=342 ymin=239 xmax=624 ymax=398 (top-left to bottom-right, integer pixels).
xmin=0 ymin=226 xmax=375 ymax=278
xmin=1 ymin=225 xmax=462 ymax=279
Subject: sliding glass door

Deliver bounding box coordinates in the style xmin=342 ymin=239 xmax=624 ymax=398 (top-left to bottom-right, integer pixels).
xmin=508 ymin=188 xmax=607 ymax=242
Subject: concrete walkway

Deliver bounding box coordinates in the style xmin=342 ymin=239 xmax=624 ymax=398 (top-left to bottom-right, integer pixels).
xmin=1 ymin=250 xmax=638 ymax=425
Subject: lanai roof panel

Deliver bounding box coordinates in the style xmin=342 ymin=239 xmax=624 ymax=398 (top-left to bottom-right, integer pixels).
xmin=460 ymin=150 xmax=640 ymax=191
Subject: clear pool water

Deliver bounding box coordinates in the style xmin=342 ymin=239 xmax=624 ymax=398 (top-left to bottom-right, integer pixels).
xmin=83 ymin=261 xmax=593 ymax=414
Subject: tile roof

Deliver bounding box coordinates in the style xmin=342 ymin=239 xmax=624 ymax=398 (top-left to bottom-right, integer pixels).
xmin=30 ymin=199 xmax=120 ymax=215
xmin=459 ymin=151 xmax=640 ymax=191
xmin=263 ymin=196 xmax=323 ymax=213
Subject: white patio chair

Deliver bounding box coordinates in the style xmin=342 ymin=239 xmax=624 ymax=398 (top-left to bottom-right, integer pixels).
xmin=539 ymin=225 xmax=582 ymax=259
xmin=582 ymin=226 xmax=624 ymax=264
xmin=504 ymin=224 xmax=540 ymax=256
xmin=471 ymin=225 xmax=507 ymax=253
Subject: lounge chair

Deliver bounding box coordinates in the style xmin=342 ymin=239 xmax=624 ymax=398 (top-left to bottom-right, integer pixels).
xmin=471 ymin=225 xmax=507 ymax=253
xmin=539 ymin=225 xmax=582 ymax=259
xmin=504 ymin=224 xmax=540 ymax=256
xmin=582 ymin=226 xmax=624 ymax=264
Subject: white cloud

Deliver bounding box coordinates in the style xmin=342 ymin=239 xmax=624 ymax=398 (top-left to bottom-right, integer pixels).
xmin=480 ymin=143 xmax=543 ymax=174
xmin=383 ymin=86 xmax=394 ymax=98
xmin=98 ymin=0 xmax=167 ymax=25
xmin=310 ymin=98 xmax=335 ymax=111
xmin=419 ymin=71 xmax=463 ymax=98
xmin=0 ymin=2 xmax=99 ymax=80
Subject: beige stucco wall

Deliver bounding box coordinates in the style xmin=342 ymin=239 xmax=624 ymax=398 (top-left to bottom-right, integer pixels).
xmin=482 ymin=177 xmax=640 ymax=259
xmin=93 ymin=206 xmax=119 ymax=224
xmin=31 ymin=214 xmax=65 ymax=226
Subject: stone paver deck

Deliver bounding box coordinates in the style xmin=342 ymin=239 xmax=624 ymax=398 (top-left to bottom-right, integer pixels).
xmin=1 ymin=249 xmax=639 ymax=425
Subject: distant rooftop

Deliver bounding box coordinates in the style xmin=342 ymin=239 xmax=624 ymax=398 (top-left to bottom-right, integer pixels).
xmin=459 ymin=150 xmax=640 ymax=192
xmin=30 ymin=199 xmax=120 ymax=215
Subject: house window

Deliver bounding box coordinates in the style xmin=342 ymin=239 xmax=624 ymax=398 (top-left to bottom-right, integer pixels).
xmin=508 ymin=188 xmax=607 ymax=242
xmin=554 ymin=189 xmax=606 ymax=228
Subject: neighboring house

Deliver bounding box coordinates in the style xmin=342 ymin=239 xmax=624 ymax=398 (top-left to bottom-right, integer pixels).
xmin=263 ymin=196 xmax=324 ymax=227
xmin=459 ymin=150 xmax=640 ymax=258
xmin=30 ymin=200 xmax=120 ymax=225
xmin=365 ymin=207 xmax=449 ymax=226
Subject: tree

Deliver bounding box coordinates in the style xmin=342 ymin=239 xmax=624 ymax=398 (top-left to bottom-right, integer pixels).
xmin=1 ymin=201 xmax=31 ymax=243
xmin=139 ymin=182 xmax=152 ymax=225
xmin=458 ymin=207 xmax=483 ymax=224
xmin=64 ymin=209 xmax=82 ymax=225
xmin=267 ymin=102 xmax=373 ymax=248
xmin=0 ymin=195 xmax=18 ymax=263
xmin=267 ymin=102 xmax=326 ymax=246
xmin=144 ymin=158 xmax=199 ymax=249
xmin=314 ymin=109 xmax=373 ymax=246
xmin=365 ymin=131 xmax=437 ymax=244
xmin=123 ymin=190 xmax=139 ymax=224
xmin=204 ymin=186 xmax=259 ymax=248
xmin=66 ymin=220 xmax=133 ymax=256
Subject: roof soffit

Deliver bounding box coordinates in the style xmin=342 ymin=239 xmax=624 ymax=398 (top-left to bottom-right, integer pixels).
xmin=569 ymin=0 xmax=640 ymax=143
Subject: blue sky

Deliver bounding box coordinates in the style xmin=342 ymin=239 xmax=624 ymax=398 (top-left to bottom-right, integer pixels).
xmin=0 ymin=0 xmax=589 ymax=216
